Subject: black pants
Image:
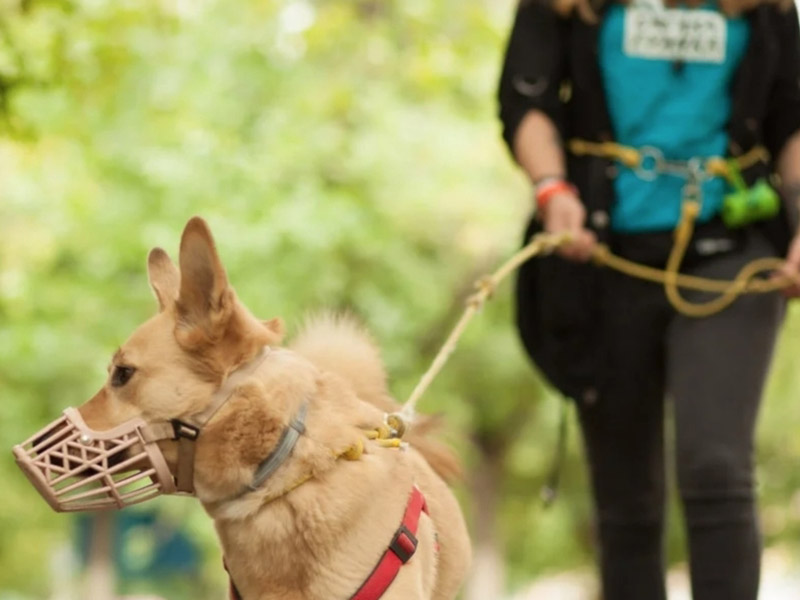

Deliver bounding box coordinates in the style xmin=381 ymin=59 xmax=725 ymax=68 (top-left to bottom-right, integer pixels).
xmin=578 ymin=231 xmax=784 ymax=600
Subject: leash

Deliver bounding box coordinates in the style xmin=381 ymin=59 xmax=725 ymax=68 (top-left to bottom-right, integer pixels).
xmin=387 ymin=219 xmax=795 ymax=506
xmin=221 ymin=140 xmax=795 ymax=596
xmin=388 ymin=142 xmax=799 ymax=504
xmin=396 ymin=232 xmax=571 ymax=426
xmin=398 ymin=142 xmax=792 ymax=419
xmin=396 ymin=227 xmax=796 ymax=426
xmin=349 ymin=140 xmax=796 ymax=510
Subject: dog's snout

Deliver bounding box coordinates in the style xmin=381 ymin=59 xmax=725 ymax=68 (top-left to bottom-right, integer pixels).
xmin=33 ymin=430 xmax=56 ymax=451
xmin=33 ymin=423 xmax=76 ymax=470
xmin=32 ymin=422 xmax=126 ymax=474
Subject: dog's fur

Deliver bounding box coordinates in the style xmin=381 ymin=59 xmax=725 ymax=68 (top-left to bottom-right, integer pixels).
xmin=76 ymin=217 xmax=471 ymax=600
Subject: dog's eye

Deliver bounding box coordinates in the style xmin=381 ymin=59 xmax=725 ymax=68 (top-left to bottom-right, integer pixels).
xmin=111 ymin=366 xmax=136 ymax=388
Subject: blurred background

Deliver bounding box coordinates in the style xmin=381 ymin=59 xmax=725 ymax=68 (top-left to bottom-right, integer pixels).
xmin=2 ymin=0 xmax=800 ymax=598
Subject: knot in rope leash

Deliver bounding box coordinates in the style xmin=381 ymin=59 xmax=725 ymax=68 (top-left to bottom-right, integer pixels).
xmin=363 ymin=417 xmax=407 ymax=449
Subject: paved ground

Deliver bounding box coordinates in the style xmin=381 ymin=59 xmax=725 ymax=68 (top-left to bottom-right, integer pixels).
xmin=511 ymin=548 xmax=800 ymax=600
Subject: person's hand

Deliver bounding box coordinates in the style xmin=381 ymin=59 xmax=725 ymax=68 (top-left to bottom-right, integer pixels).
xmin=778 ymin=230 xmax=800 ymax=298
xmin=540 ymin=191 xmax=597 ymax=262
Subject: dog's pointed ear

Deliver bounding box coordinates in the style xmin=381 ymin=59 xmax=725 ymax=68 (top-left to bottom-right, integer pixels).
xmin=175 ymin=217 xmax=233 ymax=346
xmin=147 ymin=248 xmax=179 ymax=312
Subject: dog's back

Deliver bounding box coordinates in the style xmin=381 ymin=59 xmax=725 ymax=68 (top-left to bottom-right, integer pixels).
xmin=291 ymin=313 xmax=395 ymax=411
xmin=290 ymin=313 xmax=462 ymax=482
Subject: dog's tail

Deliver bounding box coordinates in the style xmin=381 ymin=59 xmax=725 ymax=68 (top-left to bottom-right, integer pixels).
xmin=402 ymin=415 xmax=463 ymax=482
xmin=290 ymin=312 xmax=462 ymax=482
xmin=291 ymin=312 xmax=394 ymax=410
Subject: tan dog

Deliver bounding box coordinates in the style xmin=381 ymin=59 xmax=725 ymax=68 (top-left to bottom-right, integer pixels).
xmin=68 ymin=217 xmax=471 ymax=599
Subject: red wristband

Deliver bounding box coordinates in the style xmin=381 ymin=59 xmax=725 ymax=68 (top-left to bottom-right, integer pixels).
xmin=535 ymin=179 xmax=578 ymax=212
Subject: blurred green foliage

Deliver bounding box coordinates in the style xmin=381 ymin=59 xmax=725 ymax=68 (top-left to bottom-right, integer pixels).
xmin=1 ymin=0 xmax=799 ymax=598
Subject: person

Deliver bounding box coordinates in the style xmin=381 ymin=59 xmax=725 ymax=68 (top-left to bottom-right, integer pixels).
xmin=498 ymin=1 xmax=800 ymax=599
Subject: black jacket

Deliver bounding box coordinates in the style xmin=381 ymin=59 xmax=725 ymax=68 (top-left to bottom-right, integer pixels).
xmin=498 ymin=2 xmax=800 ymax=401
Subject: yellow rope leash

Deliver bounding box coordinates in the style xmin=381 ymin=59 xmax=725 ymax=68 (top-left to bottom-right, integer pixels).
xmin=249 ymin=206 xmax=796 ymax=503
xmin=661 ymin=201 xmax=790 ymax=317
xmin=591 ymin=246 xmax=782 ymax=293
xmin=396 ymin=215 xmax=796 ymax=426
xmin=396 ymin=233 xmax=572 ymax=424
xmin=390 ymin=140 xmax=793 ymax=427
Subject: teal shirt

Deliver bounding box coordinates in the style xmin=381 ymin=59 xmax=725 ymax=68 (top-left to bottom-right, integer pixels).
xmin=599 ymin=3 xmax=750 ymax=233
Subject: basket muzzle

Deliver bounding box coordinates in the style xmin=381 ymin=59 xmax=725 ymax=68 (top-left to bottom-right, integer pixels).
xmin=12 ymin=347 xmax=272 ymax=513
xmin=12 ymin=407 xmax=176 ymax=512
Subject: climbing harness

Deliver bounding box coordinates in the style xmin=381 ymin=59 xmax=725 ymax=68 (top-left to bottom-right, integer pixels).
xmin=566 ymin=139 xmax=790 ymax=317
xmin=569 ymin=139 xmax=780 ymax=229
xmin=221 ymin=410 xmax=414 ymax=599
xmin=567 ymin=139 xmax=770 ymax=178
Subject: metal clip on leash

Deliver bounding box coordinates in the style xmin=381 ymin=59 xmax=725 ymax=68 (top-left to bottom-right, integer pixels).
xmin=662 ymin=160 xmax=790 ymax=318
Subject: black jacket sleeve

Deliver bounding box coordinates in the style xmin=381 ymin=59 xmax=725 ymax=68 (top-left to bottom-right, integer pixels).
xmin=497 ymin=1 xmax=568 ymax=155
xmin=763 ymin=6 xmax=800 ymax=160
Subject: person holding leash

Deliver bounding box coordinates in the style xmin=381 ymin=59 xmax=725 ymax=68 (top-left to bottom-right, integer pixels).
xmin=498 ymin=1 xmax=800 ymax=599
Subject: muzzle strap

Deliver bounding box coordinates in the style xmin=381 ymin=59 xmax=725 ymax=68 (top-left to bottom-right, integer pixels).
xmin=140 ymin=422 xmax=176 ymax=444
xmin=167 ymin=348 xmax=272 ymax=494
xmin=172 ymin=420 xmax=201 ymax=493
xmin=192 ymin=347 xmax=273 ymax=428
xmin=127 ymin=347 xmax=274 ymax=496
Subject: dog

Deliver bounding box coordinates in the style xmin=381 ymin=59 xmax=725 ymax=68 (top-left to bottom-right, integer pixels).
xmin=15 ymin=217 xmax=471 ymax=600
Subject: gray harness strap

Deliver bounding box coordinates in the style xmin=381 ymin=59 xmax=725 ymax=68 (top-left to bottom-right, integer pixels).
xmin=248 ymin=401 xmax=309 ymax=492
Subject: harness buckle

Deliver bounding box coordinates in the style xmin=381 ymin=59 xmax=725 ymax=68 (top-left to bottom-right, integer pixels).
xmin=171 ymin=420 xmax=200 ymax=441
xmin=635 ymin=146 xmax=664 ymax=181
xmin=389 ymin=524 xmax=418 ymax=564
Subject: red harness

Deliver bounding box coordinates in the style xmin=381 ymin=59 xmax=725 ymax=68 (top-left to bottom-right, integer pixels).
xmin=227 ymin=486 xmax=429 ymax=600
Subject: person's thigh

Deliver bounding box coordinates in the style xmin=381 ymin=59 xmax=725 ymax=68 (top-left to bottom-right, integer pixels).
xmin=577 ymin=271 xmax=671 ymax=600
xmin=667 ymin=232 xmax=784 ymax=600
xmin=667 ymin=233 xmax=784 ymax=498
xmin=579 ymin=270 xmax=670 ymax=519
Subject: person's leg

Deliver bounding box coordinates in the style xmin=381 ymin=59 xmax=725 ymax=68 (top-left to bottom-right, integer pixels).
xmin=577 ymin=271 xmax=671 ymax=600
xmin=667 ymin=233 xmax=784 ymax=600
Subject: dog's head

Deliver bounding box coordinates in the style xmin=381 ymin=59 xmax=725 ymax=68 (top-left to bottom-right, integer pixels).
xmin=15 ymin=217 xmax=289 ymax=511
xmin=81 ymin=217 xmax=283 ymax=431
